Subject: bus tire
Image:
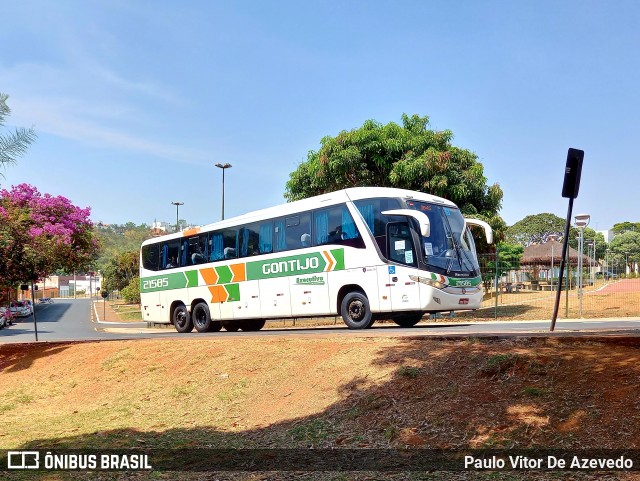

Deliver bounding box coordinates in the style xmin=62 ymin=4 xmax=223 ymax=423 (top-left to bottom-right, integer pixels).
xmin=173 ymin=304 xmax=193 ymax=333
xmin=340 ymin=291 xmax=374 ymax=329
xmin=392 ymin=312 xmax=423 ymax=328
xmin=242 ymin=319 xmax=266 ymax=331
xmin=222 ymin=321 xmax=239 ymax=332
xmin=192 ymin=302 xmax=214 ymax=333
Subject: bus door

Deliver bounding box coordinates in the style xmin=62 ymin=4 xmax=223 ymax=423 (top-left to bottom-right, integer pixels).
xmin=386 ymin=222 xmax=422 ymax=311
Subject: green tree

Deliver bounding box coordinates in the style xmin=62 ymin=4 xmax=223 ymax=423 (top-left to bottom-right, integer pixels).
xmin=285 ymin=114 xmax=505 ymax=244
xmin=612 ymin=221 xmax=640 ymax=235
xmin=94 ymin=223 xmax=153 ymax=272
xmin=505 ymin=213 xmax=569 ymax=246
xmin=120 ymin=276 xmax=141 ymax=304
xmin=103 ymin=250 xmax=139 ymax=292
xmin=582 ymin=228 xmax=606 ymax=261
xmin=0 ymin=93 xmax=36 ymax=175
xmin=609 ymin=231 xmax=640 ymax=274
xmin=481 ymin=243 xmax=523 ymax=292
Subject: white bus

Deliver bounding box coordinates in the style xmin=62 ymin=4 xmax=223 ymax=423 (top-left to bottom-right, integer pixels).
xmin=139 ymin=187 xmax=492 ymax=332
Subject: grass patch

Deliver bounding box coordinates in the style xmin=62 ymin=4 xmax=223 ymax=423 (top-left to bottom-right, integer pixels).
xmin=398 ymin=365 xmax=421 ymax=378
xmin=522 ymin=386 xmax=544 ymax=397
xmin=216 ymin=378 xmax=249 ymax=402
xmin=0 ymin=389 xmax=34 ymax=411
xmin=101 ymin=347 xmax=133 ymax=370
xmin=481 ymin=353 xmax=521 ymax=377
xmin=288 ymin=419 xmax=332 ymax=445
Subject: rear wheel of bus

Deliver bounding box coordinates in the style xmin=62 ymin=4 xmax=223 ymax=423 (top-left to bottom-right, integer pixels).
xmin=340 ymin=291 xmax=374 ymax=329
xmin=173 ymin=304 xmax=193 ymax=333
xmin=192 ymin=302 xmax=222 ymax=332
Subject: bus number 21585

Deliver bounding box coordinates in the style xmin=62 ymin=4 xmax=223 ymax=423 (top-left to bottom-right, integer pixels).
xmin=143 ymin=278 xmax=169 ymax=290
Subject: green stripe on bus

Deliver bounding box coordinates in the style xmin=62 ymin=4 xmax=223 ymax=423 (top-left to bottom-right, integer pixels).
xmin=185 ymin=270 xmax=199 ymax=288
xmin=216 ymin=265 xmax=233 ymax=284
xmin=225 ymin=284 xmax=240 ymax=302
xmin=331 ymin=248 xmax=345 ymax=270
xmin=245 ymin=249 xmax=345 ymax=281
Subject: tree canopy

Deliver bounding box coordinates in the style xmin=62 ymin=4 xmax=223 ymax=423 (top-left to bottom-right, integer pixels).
xmin=285 ymin=114 xmax=505 ymax=243
xmin=505 ymin=213 xmax=567 ymax=246
xmin=102 ymin=250 xmax=139 ymax=293
xmin=506 ymin=212 xmax=606 ymax=259
xmin=94 ymin=223 xmax=153 ymax=273
xmin=612 ymin=221 xmax=640 ymax=235
xmin=0 ymin=93 xmax=36 ymax=174
xmin=608 ymin=231 xmax=640 ymax=271
xmin=0 ymin=184 xmax=98 ymax=286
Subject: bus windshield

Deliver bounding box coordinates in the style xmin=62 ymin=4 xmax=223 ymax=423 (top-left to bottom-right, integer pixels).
xmin=406 ymin=200 xmax=479 ymax=275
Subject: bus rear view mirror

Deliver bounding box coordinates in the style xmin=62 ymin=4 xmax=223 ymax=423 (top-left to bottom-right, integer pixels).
xmin=464 ymin=218 xmax=493 ymax=244
xmin=381 ymin=209 xmax=430 ymax=237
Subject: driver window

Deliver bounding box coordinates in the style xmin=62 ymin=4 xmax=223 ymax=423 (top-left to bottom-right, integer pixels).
xmin=387 ymin=222 xmax=417 ymax=267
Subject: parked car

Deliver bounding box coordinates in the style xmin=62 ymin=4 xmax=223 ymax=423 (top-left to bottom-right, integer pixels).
xmin=9 ymin=300 xmax=33 ymax=318
xmin=0 ymin=306 xmax=13 ymax=327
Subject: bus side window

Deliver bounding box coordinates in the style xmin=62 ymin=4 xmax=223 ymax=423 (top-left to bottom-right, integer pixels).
xmin=189 ymin=236 xmax=206 ymax=265
xmin=142 ymin=243 xmax=160 ymax=271
xmin=209 ymin=232 xmax=224 ymax=261
xmin=164 ymin=240 xmax=180 ymax=269
xmin=313 ymin=204 xmax=364 ymax=248
xmin=240 ymin=224 xmax=261 ymax=257
xmin=223 ymin=229 xmax=238 ymax=259
xmin=258 ymin=221 xmax=273 ymax=254
xmin=284 ymin=214 xmax=311 ymax=251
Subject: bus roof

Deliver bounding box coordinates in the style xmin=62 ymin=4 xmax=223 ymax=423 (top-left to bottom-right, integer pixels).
xmin=142 ymin=187 xmax=457 ymax=245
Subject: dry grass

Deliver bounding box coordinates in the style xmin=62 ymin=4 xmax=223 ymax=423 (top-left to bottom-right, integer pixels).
xmin=4 ymin=336 xmax=640 ymax=480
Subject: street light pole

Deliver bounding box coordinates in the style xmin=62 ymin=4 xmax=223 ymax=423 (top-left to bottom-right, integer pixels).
xmin=215 ymin=163 xmax=232 ymax=220
xmin=548 ymin=234 xmax=559 ymax=291
xmin=574 ymin=214 xmax=590 ymax=318
xmin=171 ymin=201 xmax=184 ymax=232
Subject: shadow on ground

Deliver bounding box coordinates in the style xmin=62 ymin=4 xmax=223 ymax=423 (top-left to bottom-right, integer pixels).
xmin=3 ymin=337 xmax=640 ymax=480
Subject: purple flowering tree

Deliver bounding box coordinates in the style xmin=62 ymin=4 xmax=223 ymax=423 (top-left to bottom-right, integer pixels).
xmin=0 ymin=184 xmax=98 ymax=288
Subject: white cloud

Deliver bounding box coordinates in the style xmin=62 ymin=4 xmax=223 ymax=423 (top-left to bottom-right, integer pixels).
xmin=0 ymin=61 xmax=205 ymax=165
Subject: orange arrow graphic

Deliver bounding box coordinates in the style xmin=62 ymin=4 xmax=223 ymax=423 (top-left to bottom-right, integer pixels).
xmin=322 ymin=251 xmax=335 ymax=272
xmin=200 ymin=268 xmax=219 ymax=286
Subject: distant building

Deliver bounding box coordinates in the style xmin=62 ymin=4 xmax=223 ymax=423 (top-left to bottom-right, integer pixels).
xmin=597 ymin=229 xmax=615 ymax=243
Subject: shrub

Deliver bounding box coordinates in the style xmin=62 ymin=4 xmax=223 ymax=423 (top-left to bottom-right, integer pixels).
xmin=120 ymin=277 xmax=140 ymax=304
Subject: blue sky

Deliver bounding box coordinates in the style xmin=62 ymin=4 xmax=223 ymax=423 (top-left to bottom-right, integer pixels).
xmin=1 ymin=0 xmax=638 ymax=232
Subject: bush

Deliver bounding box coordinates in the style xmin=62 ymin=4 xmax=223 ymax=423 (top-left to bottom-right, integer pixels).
xmin=120 ymin=277 xmax=140 ymax=304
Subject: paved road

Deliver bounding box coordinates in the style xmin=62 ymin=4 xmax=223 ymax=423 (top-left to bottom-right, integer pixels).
xmin=1 ymin=298 xmax=640 ymax=344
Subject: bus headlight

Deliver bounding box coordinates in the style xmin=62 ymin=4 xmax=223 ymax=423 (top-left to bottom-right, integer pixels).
xmin=409 ymin=275 xmax=447 ymax=290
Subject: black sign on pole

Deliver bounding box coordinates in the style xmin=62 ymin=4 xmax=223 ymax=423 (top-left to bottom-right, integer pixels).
xmin=551 ymin=148 xmax=584 ymax=331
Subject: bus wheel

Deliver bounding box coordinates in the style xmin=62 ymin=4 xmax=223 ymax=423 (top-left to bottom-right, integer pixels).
xmin=192 ymin=302 xmax=214 ymax=333
xmin=242 ymin=319 xmax=266 ymax=331
xmin=392 ymin=312 xmax=423 ymax=328
xmin=222 ymin=321 xmax=239 ymax=332
xmin=340 ymin=292 xmax=374 ymax=329
xmin=173 ymin=305 xmax=193 ymax=333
